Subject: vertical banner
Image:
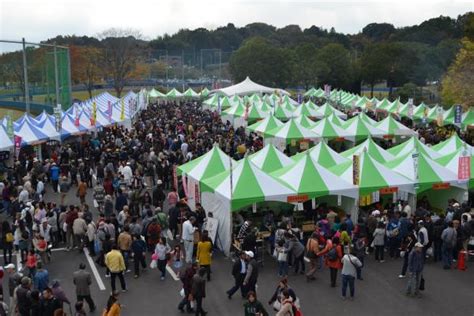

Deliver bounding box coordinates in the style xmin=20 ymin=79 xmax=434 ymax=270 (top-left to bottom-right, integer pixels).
xmin=217 ymin=95 xmax=221 ymax=114
xmin=74 ymin=109 xmax=80 ymax=127
xmin=54 ymin=105 xmax=62 ymax=132
xmin=458 ymin=156 xmax=471 ymax=181
xmin=14 ymin=136 xmax=22 ymax=159
xmin=172 ymin=164 xmax=178 ymax=191
xmin=297 ymin=93 xmax=302 ymax=104
xmin=91 ymin=101 xmax=97 ymax=126
xmin=454 ymin=104 xmax=462 ymax=126
xmin=194 ymin=183 xmax=200 ymax=204
xmin=337 ymin=194 xmax=342 ymax=206
xmin=6 ymin=115 xmax=14 ymax=139
xmin=436 ymin=106 xmax=443 ymax=126
xmin=324 ymin=84 xmax=331 ymax=99
xmin=243 ymin=104 xmax=249 ymax=120
xmin=353 ymin=155 xmax=360 ymax=185
xmin=120 ymin=99 xmax=125 ymax=121
xmin=107 ymin=101 xmax=112 ymax=122
xmin=412 ymin=152 xmax=419 ymax=181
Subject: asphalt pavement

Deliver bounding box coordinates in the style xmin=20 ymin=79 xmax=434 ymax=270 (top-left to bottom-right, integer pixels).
xmin=2 ymin=186 xmax=473 ymax=316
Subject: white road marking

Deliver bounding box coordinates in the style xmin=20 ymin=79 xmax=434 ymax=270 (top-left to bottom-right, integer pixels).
xmin=16 ymin=252 xmax=22 ymax=272
xmin=166 ymin=264 xmax=180 ymax=281
xmin=83 ymin=248 xmax=106 ymax=291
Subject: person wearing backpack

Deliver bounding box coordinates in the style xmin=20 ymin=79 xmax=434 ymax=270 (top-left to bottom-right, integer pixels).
xmin=441 ymin=221 xmax=457 ymax=270
xmin=276 ymin=289 xmax=302 ymax=316
xmin=319 ymin=236 xmax=343 ymax=287
xmin=341 ymin=247 xmax=362 ymax=300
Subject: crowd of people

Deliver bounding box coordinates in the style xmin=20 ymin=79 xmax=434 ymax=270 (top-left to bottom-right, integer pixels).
xmin=0 ymin=96 xmax=472 ymax=316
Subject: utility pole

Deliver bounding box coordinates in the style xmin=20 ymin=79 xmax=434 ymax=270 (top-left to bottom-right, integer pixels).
xmin=22 ymin=38 xmax=30 ymax=113
xmin=66 ymin=47 xmax=72 ymax=107
xmin=182 ymin=50 xmax=185 ymax=91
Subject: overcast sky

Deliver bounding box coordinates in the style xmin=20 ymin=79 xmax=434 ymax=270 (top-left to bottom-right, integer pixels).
xmin=0 ymin=0 xmax=472 ymax=51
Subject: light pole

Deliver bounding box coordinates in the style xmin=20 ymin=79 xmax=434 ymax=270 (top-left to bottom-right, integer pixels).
xmin=22 ymin=38 xmax=30 ymax=113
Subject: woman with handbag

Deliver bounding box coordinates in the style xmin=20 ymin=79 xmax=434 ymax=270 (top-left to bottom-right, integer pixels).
xmin=341 ymin=247 xmax=362 ymax=300
xmin=275 ymin=240 xmax=289 ymax=278
xmin=305 ymin=232 xmax=319 ymax=281
xmin=154 ymin=237 xmax=170 ymax=281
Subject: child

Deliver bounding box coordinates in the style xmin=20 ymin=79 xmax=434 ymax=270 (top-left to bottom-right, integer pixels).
xmin=170 ymin=245 xmax=184 ymax=277
xmin=26 ymin=250 xmax=38 ymax=277
xmin=275 ymin=240 xmax=288 ymax=277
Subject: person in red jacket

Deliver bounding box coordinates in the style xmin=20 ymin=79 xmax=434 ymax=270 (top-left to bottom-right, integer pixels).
xmin=318 ymin=236 xmax=343 ymax=287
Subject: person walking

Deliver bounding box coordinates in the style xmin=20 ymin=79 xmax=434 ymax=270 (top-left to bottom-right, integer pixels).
xmin=319 ymin=236 xmax=343 ymax=287
xmin=191 ymin=267 xmax=207 ymax=316
xmin=182 ymin=216 xmax=197 ymax=264
xmin=406 ymin=242 xmax=424 ymax=298
xmin=131 ymin=234 xmax=147 ymax=278
xmin=154 ymin=237 xmax=170 ymax=281
xmin=243 ymin=251 xmax=258 ymax=296
xmin=105 ymin=244 xmax=127 ymax=292
xmin=340 ymin=247 xmax=362 ymax=300
xmin=244 ymin=291 xmax=268 ymax=316
xmin=226 ymin=251 xmax=247 ymax=299
xmin=441 ymin=221 xmax=457 ymax=269
xmin=72 ymin=263 xmax=96 ymax=313
xmin=399 ymin=229 xmax=417 ymax=278
xmin=73 ymin=213 xmax=87 ymax=253
xmin=178 ymin=263 xmax=198 ymax=313
xmin=196 ymin=231 xmax=213 ymax=281
xmin=2 ymin=221 xmax=14 ymax=265
xmin=373 ymin=221 xmax=386 ymax=263
xmin=117 ymin=226 xmax=132 ymax=273
xmin=286 ymin=232 xmax=305 ymax=275
xmin=6 ymin=263 xmax=21 ymax=313
xmin=305 ymin=232 xmax=319 ymax=281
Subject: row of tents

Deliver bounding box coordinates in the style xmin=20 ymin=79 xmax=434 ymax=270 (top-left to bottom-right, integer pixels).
xmin=148 ymin=87 xmax=209 ymax=99
xmin=0 ymin=90 xmax=146 ymax=150
xmin=178 ymin=133 xmax=473 ymax=255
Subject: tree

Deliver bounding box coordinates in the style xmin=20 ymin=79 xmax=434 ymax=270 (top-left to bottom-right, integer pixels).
xmin=441 ymin=39 xmax=474 ymax=109
xmin=70 ymin=45 xmax=101 ymax=98
xmin=360 ymin=43 xmax=390 ymax=97
xmin=362 ymin=23 xmax=396 ymax=41
xmin=98 ymin=28 xmax=143 ymax=97
xmin=229 ymin=37 xmax=293 ymax=87
xmin=315 ymin=43 xmax=353 ymax=89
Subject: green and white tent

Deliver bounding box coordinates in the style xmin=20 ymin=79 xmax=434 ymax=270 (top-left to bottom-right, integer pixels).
xmin=201 ymin=157 xmax=295 ymax=210
xmin=249 ymin=93 xmax=261 ymax=103
xmin=385 ymin=99 xmax=404 ymax=114
xmin=303 ymin=100 xmax=319 ymax=110
xmin=231 ymin=94 xmax=243 ymax=105
xmin=316 ymin=103 xmax=347 ymax=119
xmin=264 ymin=118 xmax=321 ymax=143
xmin=272 ymin=153 xmax=358 ymax=199
xmin=203 ymin=94 xmax=231 ymax=109
xmin=183 ymin=88 xmax=200 ymax=99
xmin=311 ymin=117 xmax=354 ymax=141
xmin=293 ymin=115 xmax=317 ymax=129
xmin=413 ymin=103 xmax=428 ymax=120
xmin=435 ymin=148 xmax=474 ymax=189
xmin=341 ymin=116 xmax=385 ymax=141
xmin=273 ymin=103 xmax=294 ymax=120
xmin=462 ymin=108 xmax=474 ymax=128
xmin=357 ymin=112 xmax=378 ymax=126
xmin=248 ymin=144 xmax=295 ymax=173
xmin=292 ymin=103 xmax=319 ymax=117
xmin=387 ymin=137 xmax=441 ymax=159
xmin=148 ymin=88 xmax=166 ymax=98
xmin=442 ymin=106 xmax=455 ymax=125
xmin=292 ymin=141 xmax=349 ymax=168
xmin=354 ymin=96 xmax=372 ymax=109
xmin=246 ymin=115 xmax=284 ymax=134
xmin=222 ymin=102 xmax=247 ymax=117
xmin=327 ymin=113 xmax=346 ymax=127
xmin=432 ymin=133 xmax=474 ymax=156
xmin=200 ymin=87 xmax=210 ymax=98
xmin=329 ymin=151 xmax=414 ymax=196
xmin=376 ymin=98 xmax=391 ymax=111
xmin=304 ymin=87 xmax=318 ymax=97
xmin=281 ymin=99 xmax=297 ymax=112
xmin=246 ymin=104 xmax=270 ymax=121
xmin=384 ymin=152 xmax=463 ymax=193
xmin=341 ymin=137 xmax=394 ymax=163
xmin=260 ymin=102 xmax=272 ymax=112
xmin=427 ymin=105 xmax=443 ymax=122
xmin=177 ymin=145 xmax=235 ymax=181
xmin=166 ymin=88 xmax=183 ymax=99
xmin=374 ymin=115 xmax=417 ymax=136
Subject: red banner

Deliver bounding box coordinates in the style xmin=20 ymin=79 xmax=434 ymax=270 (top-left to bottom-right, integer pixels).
xmin=287 ymin=194 xmax=309 ymax=203
xmin=195 ymin=183 xmax=200 ymax=204
xmin=432 ymin=183 xmax=450 ymax=190
xmin=14 ymin=135 xmax=22 ymax=158
xmin=458 ymin=156 xmax=471 ymax=180
xmin=380 ymin=187 xmax=398 ymax=195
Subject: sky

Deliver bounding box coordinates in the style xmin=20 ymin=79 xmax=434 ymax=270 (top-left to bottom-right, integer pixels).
xmin=0 ymin=0 xmax=473 ymax=51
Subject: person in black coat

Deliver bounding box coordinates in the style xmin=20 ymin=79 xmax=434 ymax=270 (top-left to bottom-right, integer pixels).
xmin=226 ymin=252 xmax=247 ymax=299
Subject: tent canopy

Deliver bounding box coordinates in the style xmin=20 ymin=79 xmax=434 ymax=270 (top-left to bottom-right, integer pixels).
xmin=211 ymin=77 xmax=290 ymax=97
xmin=246 ymin=115 xmax=284 ymax=134
xmin=292 ymin=141 xmax=350 ymax=169
xmin=0 ymin=125 xmax=13 ymax=151
xmin=248 ymin=144 xmax=294 ymax=173
xmin=387 ymin=136 xmax=441 ymax=159
xmin=341 ymin=137 xmax=394 ymax=163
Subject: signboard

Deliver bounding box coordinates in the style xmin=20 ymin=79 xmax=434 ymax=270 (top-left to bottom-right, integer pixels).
xmin=407 ymin=98 xmax=414 ymax=119
xmin=436 ymin=106 xmax=443 ymax=126
xmin=120 ymin=99 xmax=125 ymax=121
xmin=54 ymin=105 xmax=62 ymax=132
xmin=287 ymin=194 xmax=309 ymax=203
xmin=297 ymin=94 xmax=302 ymax=104
xmin=194 ymin=183 xmax=200 ymax=204
xmin=353 ymin=155 xmax=360 ymax=185
xmin=432 ymin=183 xmax=450 ymax=190
xmin=90 ymin=101 xmax=97 ymax=126
xmin=107 ymin=101 xmax=112 ymax=121
xmin=299 ymin=140 xmax=309 ymax=150
xmin=458 ymin=156 xmax=471 ymax=180
xmin=205 ymin=217 xmax=218 ymax=243
xmin=74 ymin=111 xmax=80 ymax=127
xmin=454 ymin=104 xmax=462 ymax=126
xmin=380 ymin=187 xmax=398 ymax=195
xmin=324 ymin=84 xmax=331 ymax=98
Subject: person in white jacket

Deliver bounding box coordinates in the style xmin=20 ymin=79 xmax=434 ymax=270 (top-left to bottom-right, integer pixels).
xmin=341 ymin=247 xmax=362 ymax=300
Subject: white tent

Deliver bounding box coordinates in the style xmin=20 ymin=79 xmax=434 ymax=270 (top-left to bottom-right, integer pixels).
xmin=0 ymin=125 xmax=13 ymax=151
xmin=211 ymin=77 xmax=290 ymax=96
